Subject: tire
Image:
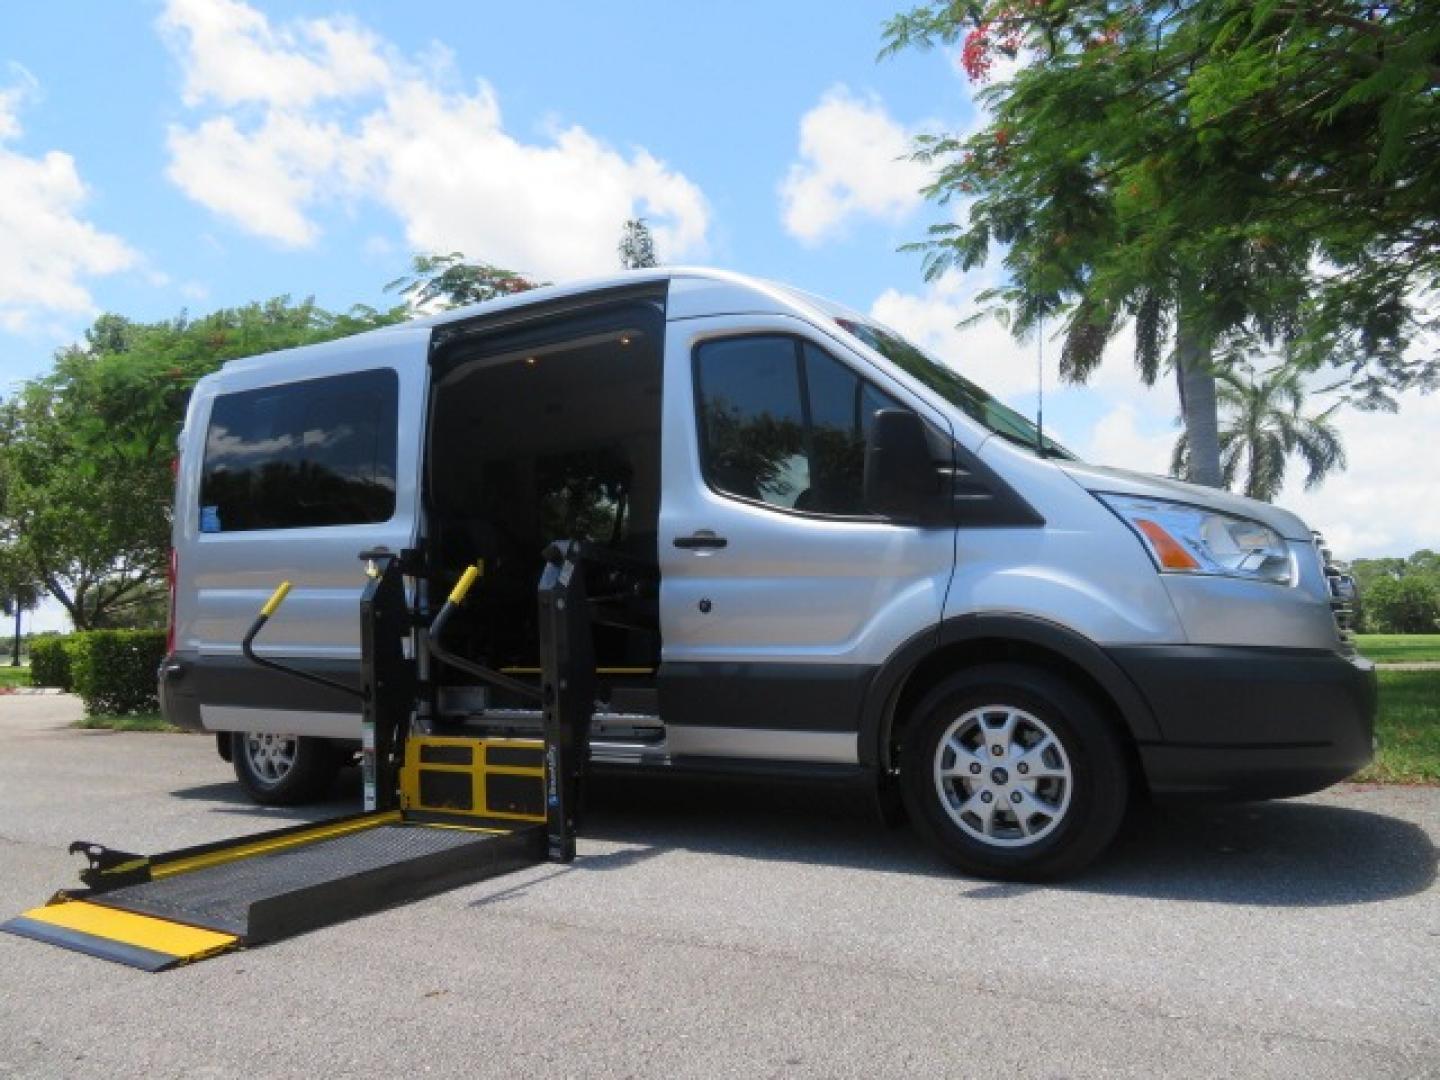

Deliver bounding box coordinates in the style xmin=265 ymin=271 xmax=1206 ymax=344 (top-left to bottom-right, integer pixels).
xmin=230 ymin=732 xmax=341 ymax=806
xmin=899 ymin=663 xmax=1129 ymax=881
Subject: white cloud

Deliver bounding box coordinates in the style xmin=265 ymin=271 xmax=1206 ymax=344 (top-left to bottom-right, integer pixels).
xmin=159 ymin=0 xmax=710 ymax=280
xmin=780 ymin=86 xmax=930 ymax=245
xmin=1278 ymin=394 xmax=1440 ymax=559
xmin=0 ymin=65 xmax=37 ymax=141
xmin=356 ymin=81 xmax=710 ymax=280
xmin=0 ymin=71 xmax=137 ymax=333
xmin=1084 ymin=401 xmax=1175 ymax=473
xmin=158 ymin=0 xmax=390 ymax=108
xmin=167 ymin=113 xmax=345 ymax=246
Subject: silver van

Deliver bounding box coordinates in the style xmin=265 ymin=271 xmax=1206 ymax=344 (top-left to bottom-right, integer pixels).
xmin=160 ymin=267 xmax=1375 ymax=878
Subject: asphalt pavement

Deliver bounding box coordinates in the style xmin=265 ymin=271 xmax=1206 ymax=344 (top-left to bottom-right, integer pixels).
xmin=0 ymin=695 xmax=1436 ymax=1078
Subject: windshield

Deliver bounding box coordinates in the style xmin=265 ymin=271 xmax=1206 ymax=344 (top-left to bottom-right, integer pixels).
xmin=836 ymin=317 xmax=1074 ymax=459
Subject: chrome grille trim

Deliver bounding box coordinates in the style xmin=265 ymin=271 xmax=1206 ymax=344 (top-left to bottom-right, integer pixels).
xmin=1312 ymin=531 xmax=1358 ymax=655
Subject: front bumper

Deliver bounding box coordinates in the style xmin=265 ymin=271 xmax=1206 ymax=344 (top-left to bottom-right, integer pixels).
xmin=1107 ymin=645 xmax=1377 ymax=800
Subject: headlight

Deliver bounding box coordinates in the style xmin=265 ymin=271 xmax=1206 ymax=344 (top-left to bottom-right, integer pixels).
xmin=1096 ymin=493 xmax=1295 ymax=586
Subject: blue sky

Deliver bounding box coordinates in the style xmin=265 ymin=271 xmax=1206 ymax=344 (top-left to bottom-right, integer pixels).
xmin=2 ymin=2 xmax=1436 ymax=628
xmin=0 ymin=0 xmax=966 ymax=363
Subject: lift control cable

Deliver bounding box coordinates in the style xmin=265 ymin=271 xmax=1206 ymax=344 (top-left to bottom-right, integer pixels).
xmin=241 ymin=581 xmax=362 ymax=700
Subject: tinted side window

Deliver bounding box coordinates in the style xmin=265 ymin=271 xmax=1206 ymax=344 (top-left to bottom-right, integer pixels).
xmin=694 ymin=336 xmax=902 ymax=516
xmin=694 ymin=336 xmax=809 ymax=509
xmin=200 ymin=368 xmax=398 ymax=532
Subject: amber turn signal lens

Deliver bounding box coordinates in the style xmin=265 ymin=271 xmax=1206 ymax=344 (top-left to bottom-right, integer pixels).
xmin=1135 ymin=519 xmax=1201 ymax=570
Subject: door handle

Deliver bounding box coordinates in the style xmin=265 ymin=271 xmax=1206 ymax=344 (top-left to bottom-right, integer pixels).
xmin=673 ymin=532 xmax=728 ymax=550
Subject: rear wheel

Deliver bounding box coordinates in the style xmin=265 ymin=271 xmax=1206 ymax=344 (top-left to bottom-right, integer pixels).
xmin=231 ymin=732 xmax=341 ymax=806
xmin=900 ymin=664 xmax=1129 ymax=881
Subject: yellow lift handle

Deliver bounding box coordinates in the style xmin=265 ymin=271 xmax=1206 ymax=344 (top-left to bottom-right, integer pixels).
xmin=448 ymin=563 xmax=483 ymax=605
xmin=259 ymin=580 xmax=293 ymax=618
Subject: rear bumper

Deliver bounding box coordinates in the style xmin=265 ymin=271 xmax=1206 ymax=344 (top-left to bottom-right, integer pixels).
xmin=158 ymin=651 xmax=362 ymax=737
xmin=1107 ymin=645 xmax=1377 ymax=800
xmin=157 ymin=654 xmax=203 ymax=732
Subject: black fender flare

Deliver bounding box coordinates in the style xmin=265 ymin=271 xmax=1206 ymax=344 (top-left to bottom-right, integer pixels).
xmin=858 ymin=612 xmax=1161 ymax=770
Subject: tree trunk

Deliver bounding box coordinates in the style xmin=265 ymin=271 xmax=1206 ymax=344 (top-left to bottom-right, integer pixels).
xmin=1175 ymin=325 xmax=1223 ymax=488
xmin=10 ymin=604 xmax=19 ymax=667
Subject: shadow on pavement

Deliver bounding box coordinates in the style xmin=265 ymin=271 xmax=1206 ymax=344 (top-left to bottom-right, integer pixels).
xmin=579 ymin=775 xmax=1436 ymax=907
xmin=167 ymin=768 xmax=363 ymax=823
xmin=1080 ymin=798 xmax=1437 ymax=906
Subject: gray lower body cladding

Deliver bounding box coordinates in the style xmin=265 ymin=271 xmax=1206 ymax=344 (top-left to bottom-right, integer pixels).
xmin=162 ymin=645 xmax=1378 ymax=801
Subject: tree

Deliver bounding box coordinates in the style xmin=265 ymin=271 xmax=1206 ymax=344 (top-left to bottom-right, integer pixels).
xmin=386 ymin=253 xmax=543 ymax=310
xmin=618 ymin=218 xmax=659 ymax=270
xmin=1365 ymin=575 xmax=1440 ymax=633
xmin=0 ymin=298 xmax=405 ymax=630
xmin=0 ymin=547 xmax=41 ymax=665
xmin=1171 ymin=364 xmax=1345 ymax=502
xmin=882 ymin=1 xmax=1439 ymax=488
xmin=1349 ymin=548 xmax=1440 ymax=631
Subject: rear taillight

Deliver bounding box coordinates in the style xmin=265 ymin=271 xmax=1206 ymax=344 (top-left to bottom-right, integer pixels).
xmin=166 ymin=547 xmax=178 ymax=656
xmin=166 ymin=454 xmax=179 ymax=656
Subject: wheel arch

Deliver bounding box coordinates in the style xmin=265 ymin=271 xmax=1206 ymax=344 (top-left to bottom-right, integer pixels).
xmin=860 ymin=613 xmax=1160 ymax=773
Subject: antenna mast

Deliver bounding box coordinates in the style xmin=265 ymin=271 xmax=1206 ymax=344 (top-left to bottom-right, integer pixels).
xmin=1035 ymin=316 xmax=1045 ymax=456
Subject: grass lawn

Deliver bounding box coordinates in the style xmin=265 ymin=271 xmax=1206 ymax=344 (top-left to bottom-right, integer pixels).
xmin=1356 ymin=669 xmax=1440 ymax=785
xmin=0 ymin=666 xmax=31 ymax=689
xmin=1356 ymin=634 xmax=1440 ymax=664
xmin=75 ymin=712 xmax=180 ymax=733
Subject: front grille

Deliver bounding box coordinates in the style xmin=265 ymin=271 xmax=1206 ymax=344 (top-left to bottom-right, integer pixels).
xmin=1312 ymin=531 xmax=1358 ymax=656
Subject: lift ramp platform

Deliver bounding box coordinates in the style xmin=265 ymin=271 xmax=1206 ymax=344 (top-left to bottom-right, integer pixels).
xmin=4 ymin=737 xmax=548 ymax=971
xmin=5 ymin=542 xmax=604 ymax=972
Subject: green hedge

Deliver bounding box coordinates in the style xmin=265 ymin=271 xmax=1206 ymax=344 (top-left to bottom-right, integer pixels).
xmin=67 ymin=630 xmax=167 ymax=715
xmin=28 ymin=636 xmax=73 ymax=691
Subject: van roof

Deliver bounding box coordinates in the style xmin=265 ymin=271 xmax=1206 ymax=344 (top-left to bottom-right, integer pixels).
xmin=207 ymin=267 xmax=869 ymax=381
xmin=398 ymin=265 xmax=839 ymax=331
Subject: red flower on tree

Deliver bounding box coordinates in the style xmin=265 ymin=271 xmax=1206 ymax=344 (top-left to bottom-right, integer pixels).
xmin=961 ymin=23 xmax=994 ymax=82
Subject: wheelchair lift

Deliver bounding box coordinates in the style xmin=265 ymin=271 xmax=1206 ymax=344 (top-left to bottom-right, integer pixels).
xmin=2 ymin=542 xmax=600 ymax=971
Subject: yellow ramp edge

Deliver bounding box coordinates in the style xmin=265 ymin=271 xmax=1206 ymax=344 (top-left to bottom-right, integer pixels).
xmin=153 ymin=809 xmax=400 ymax=879
xmin=2 ymin=900 xmax=238 ymax=972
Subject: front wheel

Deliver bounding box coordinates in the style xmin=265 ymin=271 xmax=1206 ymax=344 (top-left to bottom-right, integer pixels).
xmin=900 ymin=664 xmax=1130 ymax=881
xmin=231 ymin=732 xmax=341 ymax=806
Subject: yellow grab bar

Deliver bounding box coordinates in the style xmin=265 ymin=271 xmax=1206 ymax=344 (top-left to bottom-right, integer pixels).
xmin=259 ymin=580 xmax=292 ymax=618
xmin=448 ymin=563 xmax=482 ymax=605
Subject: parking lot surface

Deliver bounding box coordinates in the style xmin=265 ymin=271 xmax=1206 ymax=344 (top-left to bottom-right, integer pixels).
xmin=1 ymin=695 xmax=1436 ymax=1078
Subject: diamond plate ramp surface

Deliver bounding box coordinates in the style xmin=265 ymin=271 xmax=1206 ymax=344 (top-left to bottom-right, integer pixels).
xmin=87 ymin=823 xmax=543 ymax=943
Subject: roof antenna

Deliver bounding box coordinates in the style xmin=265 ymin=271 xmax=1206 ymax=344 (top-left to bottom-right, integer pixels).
xmin=1035 ymin=315 xmax=1045 ymax=456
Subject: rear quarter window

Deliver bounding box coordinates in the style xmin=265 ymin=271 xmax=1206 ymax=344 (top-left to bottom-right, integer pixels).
xmin=199 ymin=368 xmax=399 ymax=532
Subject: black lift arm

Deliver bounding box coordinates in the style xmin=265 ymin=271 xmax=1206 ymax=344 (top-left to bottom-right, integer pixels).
xmin=537 ymin=540 xmax=597 ymax=863
xmin=427 ymin=564 xmax=544 ymax=703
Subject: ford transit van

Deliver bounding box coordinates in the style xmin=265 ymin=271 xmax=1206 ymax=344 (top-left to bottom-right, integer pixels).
xmin=160 ymin=268 xmax=1375 ymax=878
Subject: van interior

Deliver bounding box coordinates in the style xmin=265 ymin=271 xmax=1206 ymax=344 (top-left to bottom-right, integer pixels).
xmin=425 ymin=302 xmax=665 ymax=741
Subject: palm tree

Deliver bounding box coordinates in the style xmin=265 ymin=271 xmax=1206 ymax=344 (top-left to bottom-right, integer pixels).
xmin=1171 ymin=364 xmax=1345 ymax=503
xmin=618 ymin=218 xmax=658 ymax=270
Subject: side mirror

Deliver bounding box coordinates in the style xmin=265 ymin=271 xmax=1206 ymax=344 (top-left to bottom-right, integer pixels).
xmin=863 ymin=409 xmax=945 ymax=522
